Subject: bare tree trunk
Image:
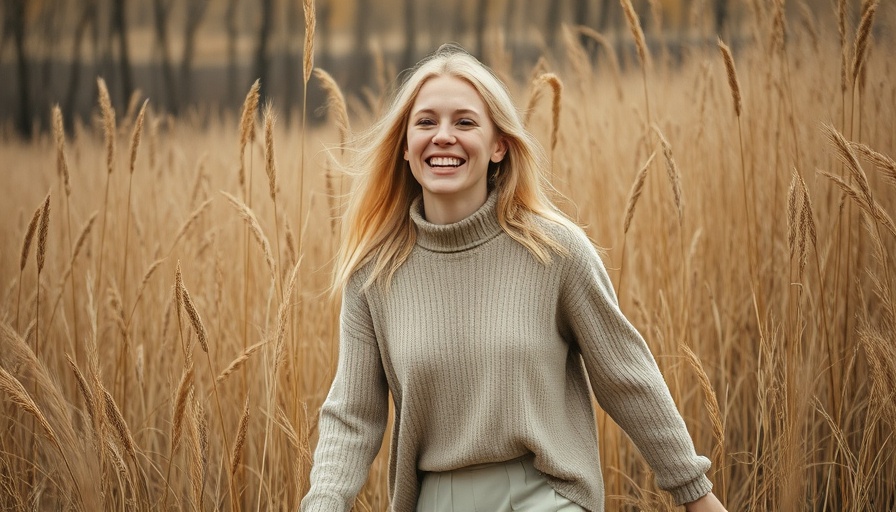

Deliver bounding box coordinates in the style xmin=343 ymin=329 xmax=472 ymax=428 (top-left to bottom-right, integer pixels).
xmin=544 ymin=0 xmax=563 ymax=53
xmin=225 ymin=0 xmax=239 ymax=107
xmin=111 ymin=0 xmax=134 ymax=105
xmin=574 ymin=0 xmax=590 ymax=25
xmin=403 ymin=0 xmax=416 ymax=70
xmin=253 ymin=0 xmax=273 ymax=101
xmin=317 ymin=0 xmax=332 ymax=73
xmin=597 ymin=0 xmax=613 ymax=32
xmin=65 ymin=1 xmax=98 ymax=120
xmin=0 ymin=4 xmax=11 ymax=58
xmin=351 ymin=0 xmax=372 ymax=92
xmin=475 ymin=0 xmax=487 ymax=60
xmin=8 ymin=0 xmax=32 ymax=136
xmin=714 ymin=0 xmax=729 ymax=39
xmin=37 ymin=2 xmax=64 ymax=117
xmin=153 ymin=0 xmax=178 ymax=114
xmin=282 ymin=0 xmax=299 ymax=118
xmin=181 ymin=0 xmax=210 ymax=110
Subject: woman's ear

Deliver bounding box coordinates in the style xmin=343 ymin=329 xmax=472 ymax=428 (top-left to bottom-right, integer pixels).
xmin=404 ymin=148 xmax=409 ymax=161
xmin=491 ymin=138 xmax=508 ymax=163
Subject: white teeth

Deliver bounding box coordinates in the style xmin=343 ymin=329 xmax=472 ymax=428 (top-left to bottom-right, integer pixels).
xmin=428 ymin=157 xmax=463 ymax=167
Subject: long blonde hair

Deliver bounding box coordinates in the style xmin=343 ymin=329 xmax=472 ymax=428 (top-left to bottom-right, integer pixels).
xmin=334 ymin=44 xmax=579 ymax=292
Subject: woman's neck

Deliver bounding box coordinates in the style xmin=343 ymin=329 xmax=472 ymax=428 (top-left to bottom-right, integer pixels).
xmin=420 ymin=189 xmax=488 ymax=224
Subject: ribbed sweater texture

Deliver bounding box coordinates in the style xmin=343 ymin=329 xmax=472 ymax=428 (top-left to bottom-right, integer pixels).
xmin=301 ymin=191 xmax=712 ymax=511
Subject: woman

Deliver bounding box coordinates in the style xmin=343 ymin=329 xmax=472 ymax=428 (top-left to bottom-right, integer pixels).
xmin=301 ymin=44 xmax=727 ymax=512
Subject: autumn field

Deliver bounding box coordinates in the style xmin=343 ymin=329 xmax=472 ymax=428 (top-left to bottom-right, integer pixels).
xmin=1 ymin=2 xmax=895 ymax=511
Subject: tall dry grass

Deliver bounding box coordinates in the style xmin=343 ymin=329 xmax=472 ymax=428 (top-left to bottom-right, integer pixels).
xmin=1 ymin=5 xmax=895 ymax=511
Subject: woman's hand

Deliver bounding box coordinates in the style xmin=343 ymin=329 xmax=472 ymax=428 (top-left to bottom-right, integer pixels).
xmin=684 ymin=492 xmax=728 ymax=512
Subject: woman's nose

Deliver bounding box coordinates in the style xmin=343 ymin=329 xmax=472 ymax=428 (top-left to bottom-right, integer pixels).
xmin=432 ymin=124 xmax=455 ymax=145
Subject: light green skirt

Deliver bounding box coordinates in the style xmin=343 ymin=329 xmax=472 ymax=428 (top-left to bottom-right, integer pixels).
xmin=416 ymin=455 xmax=586 ymax=511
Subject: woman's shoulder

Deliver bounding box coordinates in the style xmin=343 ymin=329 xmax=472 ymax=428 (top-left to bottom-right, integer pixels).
xmin=531 ymin=213 xmax=599 ymax=261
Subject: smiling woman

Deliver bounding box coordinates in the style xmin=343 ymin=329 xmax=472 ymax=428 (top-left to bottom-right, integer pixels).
xmin=404 ymin=75 xmax=508 ymax=224
xmin=300 ymin=43 xmax=727 ymax=512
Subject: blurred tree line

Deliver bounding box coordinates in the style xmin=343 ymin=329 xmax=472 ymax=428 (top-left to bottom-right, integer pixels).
xmin=0 ymin=0 xmax=771 ymax=137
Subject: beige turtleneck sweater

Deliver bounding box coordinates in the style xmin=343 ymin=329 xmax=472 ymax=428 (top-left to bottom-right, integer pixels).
xmin=301 ymin=192 xmax=712 ymax=511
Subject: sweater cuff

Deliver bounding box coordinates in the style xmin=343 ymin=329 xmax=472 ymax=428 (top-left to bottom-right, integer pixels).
xmin=300 ymin=492 xmax=350 ymax=512
xmin=669 ymin=474 xmax=713 ymax=506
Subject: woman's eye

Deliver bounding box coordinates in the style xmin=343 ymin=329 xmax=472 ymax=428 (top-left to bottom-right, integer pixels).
xmin=416 ymin=118 xmax=435 ymax=126
xmin=457 ymin=119 xmax=476 ymax=127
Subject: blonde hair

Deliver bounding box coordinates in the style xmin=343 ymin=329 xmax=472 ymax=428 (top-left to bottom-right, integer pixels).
xmin=334 ymin=44 xmax=579 ymax=293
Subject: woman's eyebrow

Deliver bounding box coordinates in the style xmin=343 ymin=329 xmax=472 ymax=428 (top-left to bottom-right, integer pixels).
xmin=411 ymin=107 xmax=482 ymax=117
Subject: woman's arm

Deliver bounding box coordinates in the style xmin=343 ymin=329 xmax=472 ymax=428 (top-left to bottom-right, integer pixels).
xmin=558 ymin=229 xmax=715 ymax=505
xmin=685 ymin=492 xmax=728 ymax=511
xmin=301 ymin=276 xmax=390 ymax=512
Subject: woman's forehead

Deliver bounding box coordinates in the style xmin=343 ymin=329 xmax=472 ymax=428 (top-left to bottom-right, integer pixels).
xmin=411 ymin=75 xmax=488 ymax=113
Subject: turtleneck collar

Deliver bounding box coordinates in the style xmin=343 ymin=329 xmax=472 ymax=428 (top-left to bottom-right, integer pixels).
xmin=410 ymin=190 xmax=503 ymax=253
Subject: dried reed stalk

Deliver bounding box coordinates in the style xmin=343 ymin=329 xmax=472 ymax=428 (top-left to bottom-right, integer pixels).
xmin=787 ymin=171 xmax=799 ymax=259
xmin=852 ymin=1 xmax=878 ymax=86
xmin=217 ymin=340 xmax=267 ymax=384
xmin=238 ymin=79 xmax=261 ymax=196
xmin=524 ymin=73 xmax=563 ymax=172
xmin=128 ymin=100 xmax=148 ymax=175
xmin=36 ymin=194 xmax=50 ymax=274
xmin=264 ymin=102 xmax=284 ymax=299
xmin=850 ymin=142 xmax=896 ymax=187
xmin=681 ymin=344 xmax=726 ymax=501
xmin=819 ymin=170 xmax=896 ymax=238
xmin=621 ymin=0 xmax=650 ymax=70
xmin=97 ymin=78 xmax=116 ymax=176
xmin=163 ymin=364 xmax=194 ymax=509
xmin=67 ymin=354 xmax=96 ymax=427
xmin=264 ymin=104 xmax=278 ymax=203
xmin=652 ymin=125 xmax=683 ymax=222
xmin=127 ymin=258 xmax=166 ymax=325
xmin=717 ymin=38 xmax=742 ymax=117
xmin=285 ymin=224 xmax=297 ymax=267
xmin=623 ymin=152 xmax=655 ymax=234
xmin=15 ymin=202 xmax=43 ymax=332
xmin=275 ymin=258 xmax=302 ymax=374
xmin=838 ymin=0 xmax=848 ymax=94
xmin=101 ymin=386 xmax=137 ymax=465
xmin=52 ymin=105 xmax=71 ymax=197
xmin=718 ymin=36 xmax=761 ymax=314
xmin=187 ymin=398 xmax=205 ymax=511
xmin=825 ymin=124 xmax=873 ymax=205
xmin=178 ymin=277 xmax=209 ymax=354
xmin=0 ymin=366 xmax=83 ymax=504
xmin=573 ymin=25 xmax=623 ymax=100
xmin=797 ymin=1 xmax=819 ymax=53
xmin=20 ymin=203 xmax=42 ymax=272
xmin=117 ymin=98 xmax=149 ymax=401
xmin=313 ymin=68 xmax=351 ymax=145
xmin=258 ymin=256 xmax=302 ymax=510
xmin=302 ymin=0 xmax=315 ymax=86
xmin=95 ymin=78 xmax=117 ymax=317
xmin=618 ymin=151 xmax=655 ymax=301
xmin=177 ymin=266 xmax=232 ymax=506
xmin=229 ymin=395 xmax=250 ymax=482
xmin=221 ymin=191 xmax=277 ymax=285
xmin=769 ymin=0 xmax=785 ymax=52
xmin=171 ymin=366 xmax=194 ymax=453
xmin=34 ymin=193 xmax=50 ymax=358
xmin=165 ymin=197 xmax=214 ymax=257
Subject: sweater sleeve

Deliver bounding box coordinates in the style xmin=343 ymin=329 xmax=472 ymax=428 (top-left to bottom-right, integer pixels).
xmin=300 ymin=273 xmax=390 ymax=512
xmin=559 ymin=230 xmax=712 ymax=505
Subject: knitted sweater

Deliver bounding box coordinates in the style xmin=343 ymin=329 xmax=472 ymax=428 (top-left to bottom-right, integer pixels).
xmin=301 ymin=191 xmax=712 ymax=512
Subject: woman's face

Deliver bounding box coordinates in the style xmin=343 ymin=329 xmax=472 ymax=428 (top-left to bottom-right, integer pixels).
xmin=404 ymin=75 xmax=507 ymax=218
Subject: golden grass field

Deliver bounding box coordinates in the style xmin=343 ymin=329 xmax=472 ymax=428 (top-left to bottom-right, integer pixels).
xmin=1 ymin=4 xmax=895 ymax=511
